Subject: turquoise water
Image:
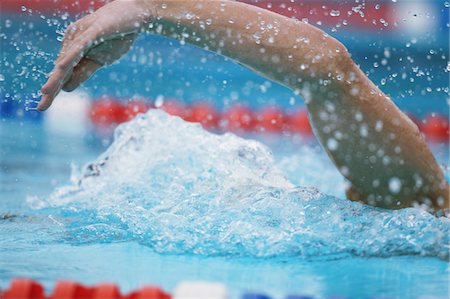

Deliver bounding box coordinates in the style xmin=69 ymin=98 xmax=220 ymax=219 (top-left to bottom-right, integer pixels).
xmin=27 ymin=111 xmax=450 ymax=259
xmin=1 ymin=114 xmax=449 ymax=298
xmin=1 ymin=7 xmax=450 ymax=299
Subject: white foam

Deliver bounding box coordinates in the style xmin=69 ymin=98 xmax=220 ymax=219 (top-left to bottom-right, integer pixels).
xmin=29 ymin=110 xmax=450 ymax=259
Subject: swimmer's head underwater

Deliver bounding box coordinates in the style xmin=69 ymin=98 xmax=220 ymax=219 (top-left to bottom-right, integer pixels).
xmin=36 ymin=0 xmax=449 ymax=215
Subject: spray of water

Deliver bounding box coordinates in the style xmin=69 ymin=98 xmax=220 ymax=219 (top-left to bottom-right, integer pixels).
xmin=28 ymin=110 xmax=450 ymax=259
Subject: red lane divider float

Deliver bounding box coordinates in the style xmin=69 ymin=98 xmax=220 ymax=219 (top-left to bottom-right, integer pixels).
xmin=2 ymin=279 xmax=170 ymax=299
xmin=185 ymin=102 xmax=221 ymax=130
xmin=2 ymin=279 xmax=46 ymax=299
xmin=256 ymin=106 xmax=285 ymax=133
xmin=89 ymin=100 xmax=308 ymax=135
xmin=88 ymin=98 xmax=449 ymax=142
xmin=222 ymin=105 xmax=256 ymax=133
xmin=420 ymin=114 xmax=449 ymax=142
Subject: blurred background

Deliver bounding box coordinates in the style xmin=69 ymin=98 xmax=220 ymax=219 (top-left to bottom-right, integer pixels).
xmin=1 ymin=0 xmax=448 ymax=119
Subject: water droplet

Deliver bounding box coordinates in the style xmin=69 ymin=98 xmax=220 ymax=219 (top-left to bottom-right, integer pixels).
xmin=389 ymin=177 xmax=402 ymax=194
xmin=375 ymin=120 xmax=383 ymax=132
xmin=252 ymin=32 xmax=262 ymax=44
xmin=154 ymin=95 xmax=164 ymax=107
xmin=359 ymin=124 xmax=369 ymax=137
xmin=330 ymin=10 xmax=341 ymax=17
xmin=327 ymin=138 xmax=339 ymax=151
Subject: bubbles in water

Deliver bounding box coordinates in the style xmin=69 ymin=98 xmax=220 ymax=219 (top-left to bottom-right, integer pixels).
xmin=28 ymin=111 xmax=450 ymax=259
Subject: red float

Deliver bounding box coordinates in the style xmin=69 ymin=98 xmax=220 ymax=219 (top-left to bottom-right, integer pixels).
xmin=1 ymin=279 xmax=172 ymax=299
xmin=185 ymin=102 xmax=220 ymax=130
xmin=222 ymin=105 xmax=256 ymax=132
xmin=49 ymin=281 xmax=93 ymax=299
xmin=90 ymin=98 xmax=127 ymax=126
xmin=127 ymin=286 xmax=171 ymax=299
xmin=255 ymin=106 xmax=285 ymax=133
xmin=421 ymin=114 xmax=449 ymax=142
xmin=158 ymin=100 xmax=187 ymax=119
xmin=91 ymin=284 xmax=122 ymax=299
xmin=86 ymin=96 xmax=449 ymax=143
xmin=285 ymin=108 xmax=313 ymax=135
xmin=124 ymin=101 xmax=151 ymax=121
xmin=3 ymin=279 xmax=45 ymax=299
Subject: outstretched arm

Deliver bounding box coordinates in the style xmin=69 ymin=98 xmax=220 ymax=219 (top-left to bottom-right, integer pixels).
xmin=38 ymin=0 xmax=449 ymax=212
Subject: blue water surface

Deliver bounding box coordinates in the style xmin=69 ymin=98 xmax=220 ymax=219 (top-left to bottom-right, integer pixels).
xmin=1 ymin=5 xmax=450 ymax=298
xmin=1 ymin=113 xmax=449 ymax=299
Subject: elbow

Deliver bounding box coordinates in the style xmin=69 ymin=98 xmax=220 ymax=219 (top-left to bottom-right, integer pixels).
xmin=327 ymin=40 xmax=354 ymax=79
xmin=299 ymin=38 xmax=354 ymax=84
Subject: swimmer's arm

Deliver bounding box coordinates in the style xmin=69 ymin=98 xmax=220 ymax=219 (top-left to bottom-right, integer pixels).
xmin=38 ymin=0 xmax=448 ymax=211
xmin=146 ymin=1 xmax=448 ymax=211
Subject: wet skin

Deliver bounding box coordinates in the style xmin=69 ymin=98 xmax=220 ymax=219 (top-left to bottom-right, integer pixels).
xmin=37 ymin=0 xmax=449 ymax=214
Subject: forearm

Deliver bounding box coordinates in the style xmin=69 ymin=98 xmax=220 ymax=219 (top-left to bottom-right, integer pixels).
xmin=306 ymin=72 xmax=449 ymax=210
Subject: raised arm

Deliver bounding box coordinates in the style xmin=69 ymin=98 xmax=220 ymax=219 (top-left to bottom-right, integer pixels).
xmin=38 ymin=0 xmax=449 ymax=212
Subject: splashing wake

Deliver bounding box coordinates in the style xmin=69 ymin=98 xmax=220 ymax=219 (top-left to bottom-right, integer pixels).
xmin=29 ymin=110 xmax=450 ymax=258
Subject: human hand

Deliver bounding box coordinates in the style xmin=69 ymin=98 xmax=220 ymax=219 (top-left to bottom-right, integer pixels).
xmin=38 ymin=0 xmax=154 ymax=111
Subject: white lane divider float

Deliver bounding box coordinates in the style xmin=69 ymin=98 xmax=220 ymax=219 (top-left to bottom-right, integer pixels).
xmin=173 ymin=281 xmax=228 ymax=299
xmin=43 ymin=91 xmax=91 ymax=136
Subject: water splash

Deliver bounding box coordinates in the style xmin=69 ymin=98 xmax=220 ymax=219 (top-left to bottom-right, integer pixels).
xmin=28 ymin=110 xmax=450 ymax=258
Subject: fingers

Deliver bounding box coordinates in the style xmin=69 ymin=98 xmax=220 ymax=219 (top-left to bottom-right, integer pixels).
xmin=38 ymin=15 xmax=96 ymax=111
xmin=38 ymin=32 xmax=97 ymax=111
xmin=62 ymin=58 xmax=102 ymax=92
xmin=38 ymin=66 xmax=68 ymax=111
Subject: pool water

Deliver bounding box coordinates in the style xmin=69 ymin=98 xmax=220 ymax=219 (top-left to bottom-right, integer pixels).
xmin=1 ymin=5 xmax=450 ymax=299
xmin=1 ymin=114 xmax=449 ymax=298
